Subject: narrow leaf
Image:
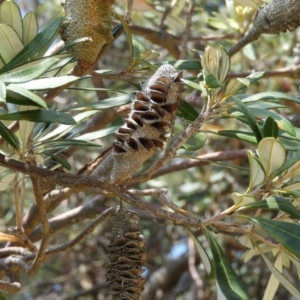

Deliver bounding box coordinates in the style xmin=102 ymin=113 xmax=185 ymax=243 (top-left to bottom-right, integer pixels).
xmin=243 ymin=91 xmax=300 ymax=104
xmin=0 ymin=110 xmax=76 ymax=125
xmin=247 ymin=151 xmax=266 ymax=190
xmin=177 ymin=101 xmax=198 ymax=121
xmin=260 ymin=251 xmax=300 ymax=300
xmin=14 ymin=76 xmax=78 ymax=90
xmin=0 ymin=24 xmax=24 ymax=64
xmin=0 ymin=1 xmax=23 ymax=39
xmin=0 ymin=173 xmax=15 ymax=191
xmin=22 ymin=11 xmax=38 ymax=46
xmin=250 ymin=217 xmax=300 ymax=257
xmin=0 ymin=80 xmax=5 ymax=100
xmin=0 ymin=120 xmax=19 ymax=150
xmin=216 ymin=130 xmax=257 ymax=144
xmin=275 ymin=149 xmax=300 ymax=176
xmin=182 ymin=132 xmax=206 ymax=151
xmin=7 ymin=85 xmax=47 ymax=108
xmin=187 ymin=227 xmax=212 ymax=273
xmin=235 ymin=97 xmax=262 ymax=142
xmin=0 ymin=57 xmax=58 ymax=83
xmin=239 ymin=196 xmax=300 ymax=219
xmin=206 ymin=231 xmax=249 ymax=300
xmin=261 ymin=116 xmax=279 ymax=138
xmin=0 ymin=14 xmax=63 ymax=73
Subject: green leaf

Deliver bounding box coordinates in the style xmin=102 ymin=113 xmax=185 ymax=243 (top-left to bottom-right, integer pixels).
xmin=22 ymin=11 xmax=38 ymax=46
xmin=0 ymin=290 xmax=7 ymax=299
xmin=206 ymin=231 xmax=249 ymax=300
xmin=0 ymin=110 xmax=76 ymax=125
xmin=0 ymin=57 xmax=58 ymax=83
xmin=132 ymin=37 xmax=145 ymax=58
xmin=177 ymin=101 xmax=198 ymax=121
xmin=216 ymin=130 xmax=257 ymax=144
xmin=74 ymin=125 xmax=120 ymax=141
xmin=249 ymin=107 xmax=296 ymax=137
xmin=249 ymin=217 xmax=300 ymax=257
xmin=40 ymin=139 xmax=100 ymax=149
xmin=182 ymin=79 xmax=202 ymax=91
xmin=0 ymin=1 xmax=23 ymax=39
xmin=48 ymin=154 xmax=71 ymax=170
xmin=257 ymin=138 xmax=286 ymax=176
xmin=0 ymin=120 xmax=19 ymax=150
xmin=0 ymin=24 xmax=24 ymax=64
xmin=6 ymin=85 xmax=47 ymax=108
xmin=187 ymin=227 xmax=211 ymax=273
xmin=239 ymin=196 xmax=300 ymax=219
xmin=261 ymin=116 xmax=279 ymax=138
xmin=14 ymin=76 xmax=78 ymax=90
xmin=0 ymin=14 xmax=63 ymax=73
xmin=182 ymin=132 xmax=206 ymax=151
xmin=156 ymin=60 xmax=202 ymax=71
xmin=242 ymin=91 xmax=300 ymax=104
xmin=205 ymin=73 xmax=221 ymax=88
xmin=234 ymin=97 xmax=262 ymax=142
xmin=274 ymin=149 xmax=300 ymax=176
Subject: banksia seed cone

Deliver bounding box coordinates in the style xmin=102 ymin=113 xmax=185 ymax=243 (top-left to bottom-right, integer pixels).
xmin=94 ymin=64 xmax=185 ymax=184
xmin=106 ymin=207 xmax=147 ymax=300
xmin=61 ymin=0 xmax=114 ymax=76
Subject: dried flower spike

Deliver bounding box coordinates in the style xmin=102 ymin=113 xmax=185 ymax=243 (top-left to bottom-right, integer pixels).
xmin=94 ymin=64 xmax=186 ymax=184
xmin=61 ymin=0 xmax=115 ymax=76
xmin=106 ymin=207 xmax=147 ymax=300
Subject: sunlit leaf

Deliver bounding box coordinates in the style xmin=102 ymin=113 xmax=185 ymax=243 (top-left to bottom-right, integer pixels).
xmin=247 ymin=151 xmax=266 ymax=190
xmin=182 ymin=79 xmax=202 ymax=91
xmin=0 ymin=14 xmax=63 ymax=73
xmin=68 ymin=95 xmax=131 ymax=111
xmin=6 ymin=85 xmax=47 ymax=108
xmin=0 ymin=57 xmax=58 ymax=84
xmin=0 ymin=172 xmax=15 ymax=191
xmin=231 ymin=193 xmax=255 ymax=207
xmin=249 ymin=217 xmax=300 ymax=257
xmin=0 ymin=24 xmax=24 ymax=64
xmin=239 ymin=196 xmax=300 ymax=219
xmin=283 ymin=182 xmax=300 ymax=192
xmin=257 ymin=138 xmax=286 ymax=176
xmin=263 ymin=253 xmax=282 ymax=300
xmin=14 ymin=75 xmax=78 ymax=90
xmin=260 ymin=251 xmax=300 ymax=299
xmin=0 ymin=1 xmax=23 ymax=39
xmin=182 ymin=132 xmax=206 ymax=151
xmin=275 ymin=149 xmax=300 ymax=176
xmin=187 ymin=227 xmax=211 ymax=273
xmin=22 ymin=11 xmax=38 ymax=46
xmin=74 ymin=125 xmax=120 ymax=141
xmin=242 ymin=91 xmax=300 ymax=104
xmin=19 ymin=106 xmax=39 ymax=151
xmin=0 ymin=80 xmax=5 ymax=101
xmin=0 ymin=109 xmax=76 ymax=125
xmin=0 ymin=120 xmax=19 ymax=150
xmin=206 ymin=231 xmax=249 ymax=300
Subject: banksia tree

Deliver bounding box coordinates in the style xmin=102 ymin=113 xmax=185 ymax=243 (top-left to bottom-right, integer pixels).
xmin=106 ymin=207 xmax=147 ymax=300
xmin=94 ymin=64 xmax=185 ymax=184
xmin=61 ymin=0 xmax=115 ymax=75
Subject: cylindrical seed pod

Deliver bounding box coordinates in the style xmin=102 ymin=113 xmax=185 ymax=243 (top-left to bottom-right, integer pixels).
xmin=61 ymin=0 xmax=115 ymax=76
xmin=106 ymin=207 xmax=147 ymax=300
xmin=94 ymin=64 xmax=186 ymax=184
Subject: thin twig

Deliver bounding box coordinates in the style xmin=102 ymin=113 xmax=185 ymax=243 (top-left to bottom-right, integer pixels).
xmin=13 ymin=173 xmax=22 ymax=230
xmin=28 ymin=176 xmax=52 ymax=275
xmin=124 ymin=0 xmax=133 ymax=23
xmin=180 ymin=0 xmax=195 ymax=59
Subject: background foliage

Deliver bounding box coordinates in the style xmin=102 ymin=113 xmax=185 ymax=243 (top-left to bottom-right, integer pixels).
xmin=0 ymin=0 xmax=300 ymax=299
